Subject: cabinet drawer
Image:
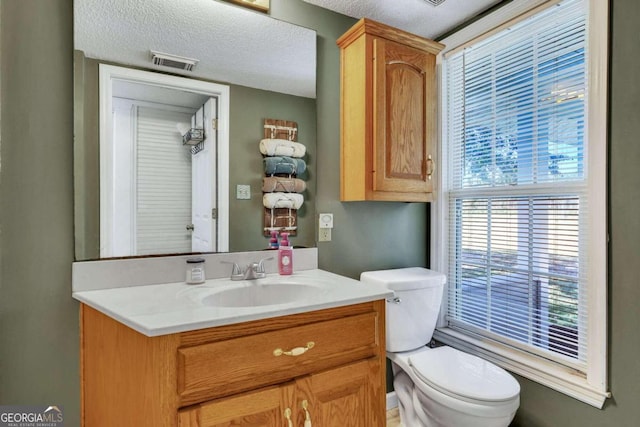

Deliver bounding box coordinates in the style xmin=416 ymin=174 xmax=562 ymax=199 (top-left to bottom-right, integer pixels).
xmin=177 ymin=312 xmax=379 ymax=406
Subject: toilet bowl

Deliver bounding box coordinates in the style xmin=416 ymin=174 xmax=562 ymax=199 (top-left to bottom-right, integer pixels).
xmin=389 ymin=346 xmax=519 ymax=427
xmin=360 ymin=267 xmax=520 ymax=427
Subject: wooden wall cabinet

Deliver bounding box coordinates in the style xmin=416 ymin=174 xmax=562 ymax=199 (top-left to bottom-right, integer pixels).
xmin=338 ymin=19 xmax=444 ymax=202
xmin=80 ymin=300 xmax=386 ymax=426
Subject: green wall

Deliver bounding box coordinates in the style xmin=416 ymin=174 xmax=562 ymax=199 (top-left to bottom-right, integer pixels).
xmin=228 ymin=85 xmax=317 ymax=252
xmin=0 ymin=0 xmax=79 ymax=425
xmin=2 ymin=0 xmax=639 ymax=426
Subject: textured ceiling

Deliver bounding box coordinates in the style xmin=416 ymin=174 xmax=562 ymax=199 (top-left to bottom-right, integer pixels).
xmin=75 ymin=0 xmax=317 ymax=98
xmin=303 ymin=0 xmax=503 ymax=40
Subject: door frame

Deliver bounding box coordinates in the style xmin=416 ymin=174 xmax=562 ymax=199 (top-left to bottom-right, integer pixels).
xmin=99 ymin=64 xmax=230 ymax=256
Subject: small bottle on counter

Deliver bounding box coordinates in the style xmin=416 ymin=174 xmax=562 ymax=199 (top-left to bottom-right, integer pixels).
xmin=185 ymin=257 xmax=206 ymax=284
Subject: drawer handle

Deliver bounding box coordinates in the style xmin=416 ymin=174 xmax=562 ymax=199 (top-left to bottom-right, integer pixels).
xmin=302 ymin=399 xmax=312 ymax=427
xmin=273 ymin=341 xmax=315 ymax=357
xmin=284 ymin=408 xmax=293 ymax=427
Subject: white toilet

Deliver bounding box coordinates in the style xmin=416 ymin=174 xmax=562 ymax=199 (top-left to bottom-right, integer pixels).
xmin=360 ymin=267 xmax=520 ymax=427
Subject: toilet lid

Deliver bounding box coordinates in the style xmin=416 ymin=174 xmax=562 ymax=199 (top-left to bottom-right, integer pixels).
xmin=409 ymin=347 xmax=520 ymax=403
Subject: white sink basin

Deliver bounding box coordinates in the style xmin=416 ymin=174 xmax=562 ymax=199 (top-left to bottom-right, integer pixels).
xmin=202 ymin=283 xmax=321 ymax=308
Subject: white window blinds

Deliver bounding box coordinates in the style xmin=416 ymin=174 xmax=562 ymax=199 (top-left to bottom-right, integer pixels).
xmin=444 ymin=0 xmax=589 ymax=369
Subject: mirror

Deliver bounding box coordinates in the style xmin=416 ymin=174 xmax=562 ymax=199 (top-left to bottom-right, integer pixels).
xmin=74 ymin=0 xmax=316 ymax=98
xmin=74 ymin=0 xmax=317 ymax=260
xmin=99 ymin=65 xmax=231 ymax=258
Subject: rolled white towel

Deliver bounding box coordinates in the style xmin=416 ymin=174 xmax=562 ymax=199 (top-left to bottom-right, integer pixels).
xmin=260 ymin=138 xmax=306 ymax=158
xmin=263 ymin=193 xmax=304 ymax=209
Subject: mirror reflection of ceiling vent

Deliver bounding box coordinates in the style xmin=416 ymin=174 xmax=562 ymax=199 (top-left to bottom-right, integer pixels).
xmin=150 ymin=51 xmax=199 ymax=71
xmin=424 ymin=0 xmax=447 ymax=5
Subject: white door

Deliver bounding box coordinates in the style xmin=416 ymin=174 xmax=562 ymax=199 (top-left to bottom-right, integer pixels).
xmin=191 ymin=98 xmax=218 ymax=252
xmin=136 ymin=106 xmax=193 ymax=255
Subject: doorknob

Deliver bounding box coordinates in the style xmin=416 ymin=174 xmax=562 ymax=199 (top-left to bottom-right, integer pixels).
xmin=186 ymin=224 xmax=195 ymax=231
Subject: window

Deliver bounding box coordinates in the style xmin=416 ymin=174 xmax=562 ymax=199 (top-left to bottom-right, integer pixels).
xmin=434 ymin=0 xmax=608 ymax=407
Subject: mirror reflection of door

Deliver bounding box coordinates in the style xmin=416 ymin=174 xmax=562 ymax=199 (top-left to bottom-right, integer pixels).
xmin=134 ymin=103 xmax=194 ymax=255
xmin=190 ymin=99 xmax=218 ymax=252
xmin=99 ymin=65 xmax=229 ymax=258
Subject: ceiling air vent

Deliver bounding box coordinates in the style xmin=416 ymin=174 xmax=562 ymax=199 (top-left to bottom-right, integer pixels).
xmin=423 ymin=0 xmax=447 ymax=6
xmin=150 ymin=51 xmax=199 ymax=71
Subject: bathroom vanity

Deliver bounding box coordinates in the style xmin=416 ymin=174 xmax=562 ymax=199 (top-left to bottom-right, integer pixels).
xmin=74 ymin=267 xmax=391 ymax=426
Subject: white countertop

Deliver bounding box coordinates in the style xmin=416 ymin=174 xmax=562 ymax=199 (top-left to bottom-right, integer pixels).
xmin=72 ymin=269 xmax=393 ymax=337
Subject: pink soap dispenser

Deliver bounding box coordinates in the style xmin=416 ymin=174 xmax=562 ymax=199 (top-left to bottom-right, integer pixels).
xmin=278 ymin=232 xmax=293 ymax=275
xmin=269 ymin=230 xmax=279 ymax=250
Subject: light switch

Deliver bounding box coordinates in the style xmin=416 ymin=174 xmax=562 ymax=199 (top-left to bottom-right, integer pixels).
xmin=236 ymin=184 xmax=251 ymax=200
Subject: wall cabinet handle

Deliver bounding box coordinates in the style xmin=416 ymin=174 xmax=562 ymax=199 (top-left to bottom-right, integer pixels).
xmin=426 ymin=155 xmax=435 ymax=181
xmin=284 ymin=408 xmax=293 ymax=427
xmin=273 ymin=341 xmax=315 ymax=357
xmin=302 ymin=400 xmax=312 ymax=427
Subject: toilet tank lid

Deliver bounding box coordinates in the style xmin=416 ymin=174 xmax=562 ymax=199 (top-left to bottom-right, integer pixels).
xmin=360 ymin=267 xmax=446 ymax=291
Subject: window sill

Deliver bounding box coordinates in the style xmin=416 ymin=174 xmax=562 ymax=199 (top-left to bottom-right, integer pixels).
xmin=433 ymin=327 xmax=610 ymax=408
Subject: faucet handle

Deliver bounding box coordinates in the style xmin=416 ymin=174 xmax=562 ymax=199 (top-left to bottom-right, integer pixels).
xmin=256 ymin=256 xmax=274 ymax=275
xmin=248 ymin=256 xmax=274 ymax=279
xmin=221 ymin=261 xmax=243 ymax=280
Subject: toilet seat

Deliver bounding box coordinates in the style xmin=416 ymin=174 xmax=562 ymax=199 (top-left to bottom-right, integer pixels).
xmin=409 ymin=346 xmax=520 ymax=404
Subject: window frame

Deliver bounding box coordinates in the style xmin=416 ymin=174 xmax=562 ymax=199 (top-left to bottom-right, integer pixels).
xmin=432 ymin=0 xmax=609 ymax=408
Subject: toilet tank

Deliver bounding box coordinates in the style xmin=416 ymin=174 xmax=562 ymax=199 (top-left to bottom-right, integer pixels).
xmin=360 ymin=267 xmax=446 ymax=352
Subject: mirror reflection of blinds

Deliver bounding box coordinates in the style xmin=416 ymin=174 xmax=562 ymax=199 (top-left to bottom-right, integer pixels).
xmin=136 ymin=106 xmax=193 ymax=255
xmin=445 ymin=0 xmax=588 ymax=370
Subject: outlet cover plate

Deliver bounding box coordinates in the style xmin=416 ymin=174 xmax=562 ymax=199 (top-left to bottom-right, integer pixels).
xmin=318 ymin=228 xmax=331 ymax=242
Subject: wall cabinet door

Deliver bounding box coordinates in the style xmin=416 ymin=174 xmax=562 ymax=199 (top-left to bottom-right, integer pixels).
xmin=373 ymin=37 xmax=436 ymax=195
xmin=338 ymin=18 xmax=443 ymax=202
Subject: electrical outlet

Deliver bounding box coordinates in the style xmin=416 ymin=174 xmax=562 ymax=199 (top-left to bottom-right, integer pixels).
xmin=318 ymin=228 xmax=331 ymax=242
xmin=236 ymin=184 xmax=251 ymax=200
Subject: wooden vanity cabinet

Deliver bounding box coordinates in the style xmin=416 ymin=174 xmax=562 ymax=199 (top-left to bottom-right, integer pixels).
xmin=337 ymin=19 xmax=444 ymax=202
xmin=80 ymin=300 xmax=386 ymax=426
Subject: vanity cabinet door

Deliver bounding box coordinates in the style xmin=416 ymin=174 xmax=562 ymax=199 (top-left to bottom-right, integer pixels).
xmin=296 ymin=359 xmax=384 ymax=427
xmin=178 ymin=383 xmax=295 ymax=427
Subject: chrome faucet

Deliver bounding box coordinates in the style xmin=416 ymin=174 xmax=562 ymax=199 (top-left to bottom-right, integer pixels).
xmin=224 ymin=257 xmax=273 ymax=281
